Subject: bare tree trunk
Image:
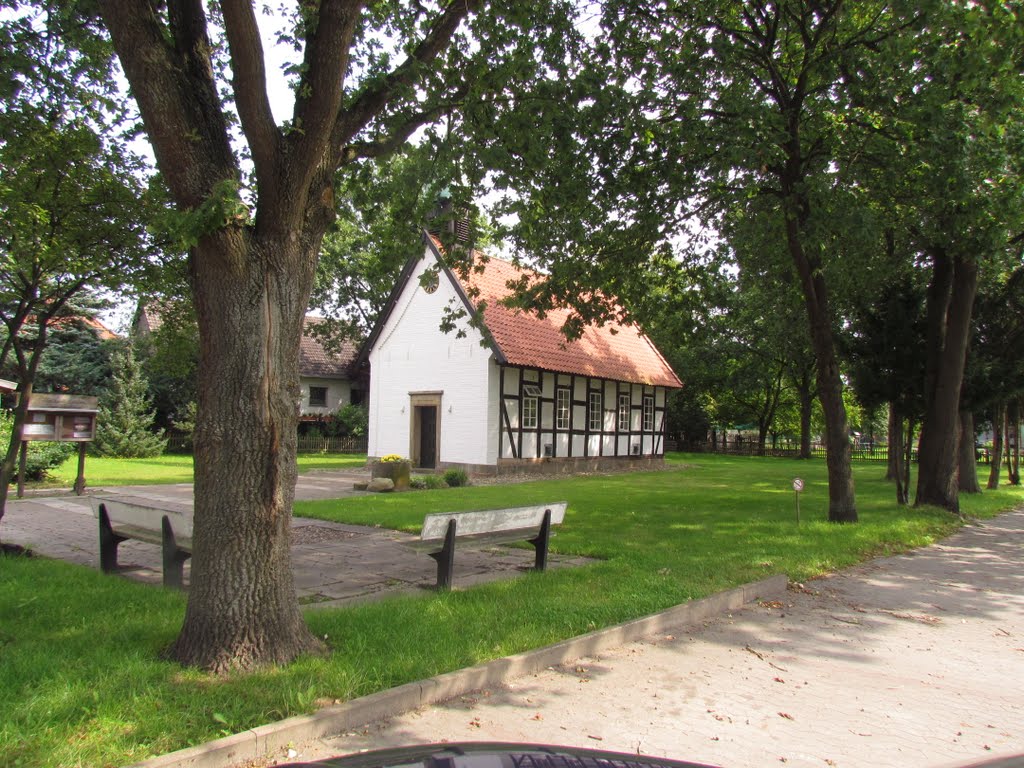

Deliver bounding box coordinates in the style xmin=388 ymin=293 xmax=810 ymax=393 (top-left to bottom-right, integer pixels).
xmin=988 ymin=402 xmax=1005 ymax=489
xmin=957 ymin=409 xmax=981 ymax=494
xmin=915 ymin=251 xmax=978 ymax=513
xmin=0 ymin=324 xmax=50 ymax=540
xmin=892 ymin=409 xmax=907 ymax=505
xmin=165 ymin=231 xmax=326 ymax=673
xmin=1008 ymin=399 xmax=1021 ymax=486
xmin=886 ymin=402 xmax=899 ymax=481
xmin=900 ymin=417 xmax=915 ymax=505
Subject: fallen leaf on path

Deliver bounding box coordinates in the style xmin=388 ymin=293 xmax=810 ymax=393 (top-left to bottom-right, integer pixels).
xmin=778 ymin=712 xmax=795 ymax=721
xmin=831 ymin=615 xmax=861 ymax=625
xmin=774 ymin=677 xmax=785 ymax=684
xmin=880 ymin=609 xmax=941 ymax=624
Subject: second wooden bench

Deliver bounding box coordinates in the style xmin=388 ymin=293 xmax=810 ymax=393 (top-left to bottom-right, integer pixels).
xmin=407 ymin=502 xmax=567 ymax=589
xmin=92 ymin=494 xmax=193 ymax=589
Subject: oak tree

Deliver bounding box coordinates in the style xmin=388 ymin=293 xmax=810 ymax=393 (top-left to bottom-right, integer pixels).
xmin=94 ymin=0 xmax=580 ymax=671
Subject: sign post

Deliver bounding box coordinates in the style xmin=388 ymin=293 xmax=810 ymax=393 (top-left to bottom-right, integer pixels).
xmin=792 ymin=477 xmax=804 ymax=525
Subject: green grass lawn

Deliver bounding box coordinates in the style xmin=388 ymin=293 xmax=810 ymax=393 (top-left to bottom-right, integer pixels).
xmin=41 ymin=452 xmax=368 ymax=487
xmin=2 ymin=453 xmax=1021 ymax=767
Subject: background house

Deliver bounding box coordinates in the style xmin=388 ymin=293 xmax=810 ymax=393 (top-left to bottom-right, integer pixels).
xmin=134 ymin=305 xmax=360 ymax=421
xmin=361 ymin=233 xmax=682 ymax=474
xmin=297 ymin=316 xmax=361 ymax=421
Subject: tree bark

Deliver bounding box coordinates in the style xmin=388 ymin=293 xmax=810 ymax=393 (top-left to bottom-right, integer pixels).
xmin=957 ymin=409 xmax=981 ymax=494
xmin=915 ymin=250 xmax=979 ymax=513
xmin=165 ymin=230 xmax=326 ymax=672
xmin=988 ymin=401 xmax=1005 ymax=489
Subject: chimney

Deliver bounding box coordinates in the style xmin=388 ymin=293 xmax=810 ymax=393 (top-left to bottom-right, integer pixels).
xmin=426 ymin=190 xmax=474 ymax=249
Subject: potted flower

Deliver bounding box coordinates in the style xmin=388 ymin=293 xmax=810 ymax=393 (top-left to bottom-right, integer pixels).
xmin=371 ymin=454 xmax=411 ymax=490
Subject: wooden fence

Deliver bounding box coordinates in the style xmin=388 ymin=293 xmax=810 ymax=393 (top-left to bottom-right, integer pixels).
xmin=667 ymin=440 xmax=911 ymax=463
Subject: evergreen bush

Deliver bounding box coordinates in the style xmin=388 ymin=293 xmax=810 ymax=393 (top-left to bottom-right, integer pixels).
xmin=92 ymin=345 xmax=167 ymax=458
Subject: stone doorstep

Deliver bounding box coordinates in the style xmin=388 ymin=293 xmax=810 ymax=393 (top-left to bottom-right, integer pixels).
xmin=123 ymin=574 xmax=789 ymax=768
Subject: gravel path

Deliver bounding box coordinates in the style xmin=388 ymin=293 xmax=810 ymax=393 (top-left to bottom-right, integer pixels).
xmin=272 ymin=510 xmax=1024 ymax=768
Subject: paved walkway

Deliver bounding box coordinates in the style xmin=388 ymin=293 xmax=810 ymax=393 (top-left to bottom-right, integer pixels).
xmin=1 ymin=471 xmax=589 ymax=606
xmin=274 ymin=509 xmax=1024 ymax=768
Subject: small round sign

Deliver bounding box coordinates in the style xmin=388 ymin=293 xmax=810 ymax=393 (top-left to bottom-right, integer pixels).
xmin=793 ymin=477 xmax=804 ymax=493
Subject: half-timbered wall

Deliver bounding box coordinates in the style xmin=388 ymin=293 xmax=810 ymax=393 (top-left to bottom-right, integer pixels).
xmin=496 ymin=365 xmax=668 ymax=461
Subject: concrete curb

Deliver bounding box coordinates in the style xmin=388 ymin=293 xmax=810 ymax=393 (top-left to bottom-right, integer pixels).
xmin=126 ymin=574 xmax=788 ymax=768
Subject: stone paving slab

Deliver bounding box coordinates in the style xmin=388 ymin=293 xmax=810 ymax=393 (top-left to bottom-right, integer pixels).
xmin=1 ymin=472 xmax=592 ymax=606
xmin=265 ymin=510 xmax=1024 ymax=768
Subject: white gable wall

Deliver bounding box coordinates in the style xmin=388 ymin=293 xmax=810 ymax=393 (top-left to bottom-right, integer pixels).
xmin=367 ymin=247 xmax=498 ymax=466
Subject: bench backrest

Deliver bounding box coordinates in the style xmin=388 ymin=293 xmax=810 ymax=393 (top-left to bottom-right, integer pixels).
xmin=91 ymin=495 xmax=194 ymax=539
xmin=420 ymin=502 xmax=567 ymax=541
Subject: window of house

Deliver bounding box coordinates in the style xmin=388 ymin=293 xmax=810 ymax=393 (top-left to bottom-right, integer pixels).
xmin=618 ymin=393 xmax=631 ymax=432
xmin=556 ymin=388 xmax=570 ymax=430
xmin=522 ymin=396 xmax=538 ymax=429
xmin=308 ymin=386 xmax=328 ymax=408
xmin=643 ymin=395 xmax=655 ymax=431
xmin=588 ymin=391 xmax=603 ymax=431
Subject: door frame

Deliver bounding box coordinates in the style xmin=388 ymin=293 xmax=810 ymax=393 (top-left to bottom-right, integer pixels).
xmin=409 ymin=391 xmax=443 ymax=469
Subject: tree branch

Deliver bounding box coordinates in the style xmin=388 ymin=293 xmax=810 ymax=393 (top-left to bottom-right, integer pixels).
xmin=98 ymin=0 xmax=235 ymax=207
xmin=330 ymin=0 xmax=478 ymax=161
xmin=221 ymin=0 xmax=281 ymax=180
xmin=286 ymin=0 xmax=364 ymax=197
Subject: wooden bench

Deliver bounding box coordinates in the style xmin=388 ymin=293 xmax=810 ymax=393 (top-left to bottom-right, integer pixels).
xmin=408 ymin=502 xmax=568 ymax=589
xmin=91 ymin=495 xmax=193 ymax=589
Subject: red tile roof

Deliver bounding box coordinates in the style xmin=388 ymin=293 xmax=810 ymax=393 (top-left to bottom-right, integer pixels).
xmin=299 ymin=316 xmax=358 ymax=378
xmin=439 ymin=242 xmax=681 ymax=388
xmin=137 ymin=304 xmax=355 ymax=378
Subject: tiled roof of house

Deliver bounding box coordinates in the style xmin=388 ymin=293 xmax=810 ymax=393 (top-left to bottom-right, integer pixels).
xmin=435 ymin=240 xmax=681 ymax=388
xmin=49 ymin=315 xmax=119 ymax=340
xmin=137 ymin=304 xmax=355 ymax=379
xmin=299 ymin=316 xmax=358 ymax=379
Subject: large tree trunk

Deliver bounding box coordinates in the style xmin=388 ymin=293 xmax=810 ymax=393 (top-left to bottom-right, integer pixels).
xmin=165 ymin=231 xmax=326 ymax=672
xmin=783 ymin=206 xmax=856 ymax=521
xmin=915 ymin=250 xmax=978 ymax=513
xmin=957 ymin=409 xmax=981 ymax=494
xmin=988 ymin=402 xmax=1005 ymax=489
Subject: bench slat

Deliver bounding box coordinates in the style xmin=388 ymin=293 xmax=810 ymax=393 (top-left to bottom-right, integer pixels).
xmin=420 ymin=502 xmax=567 ymax=541
xmin=406 ymin=527 xmax=541 ymax=553
xmin=91 ymin=495 xmax=193 ymax=539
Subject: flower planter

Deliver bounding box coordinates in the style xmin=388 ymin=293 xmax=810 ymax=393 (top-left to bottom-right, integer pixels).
xmin=371 ymin=460 xmax=411 ymax=490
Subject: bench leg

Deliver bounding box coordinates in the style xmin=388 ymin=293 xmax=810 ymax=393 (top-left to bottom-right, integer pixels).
xmin=98 ymin=505 xmax=126 ymax=573
xmin=161 ymin=515 xmax=191 ymax=590
xmin=529 ymin=509 xmax=553 ymax=571
xmin=427 ymin=519 xmax=457 ymax=589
